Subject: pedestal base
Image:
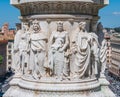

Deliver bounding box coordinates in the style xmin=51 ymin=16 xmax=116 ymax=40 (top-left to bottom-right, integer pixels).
xmin=3 ymin=76 xmax=115 ymax=97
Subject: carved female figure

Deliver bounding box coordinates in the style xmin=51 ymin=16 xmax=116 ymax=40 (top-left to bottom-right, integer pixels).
xmin=90 ymin=33 xmax=100 ymax=77
xmin=96 ymin=22 xmax=104 ymax=46
xmin=100 ymin=39 xmax=107 ymax=77
xmin=71 ymin=21 xmax=92 ymax=79
xmin=48 ymin=21 xmax=69 ymax=80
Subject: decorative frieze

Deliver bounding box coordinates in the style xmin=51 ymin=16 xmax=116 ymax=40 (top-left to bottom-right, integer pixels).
xmin=13 ymin=2 xmax=105 ymax=16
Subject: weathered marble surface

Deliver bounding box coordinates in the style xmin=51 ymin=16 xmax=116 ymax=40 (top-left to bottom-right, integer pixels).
xmin=3 ymin=75 xmax=115 ymax=97
xmin=3 ymin=0 xmax=114 ymax=97
xmin=70 ymin=22 xmax=97 ymax=79
xmin=4 ymin=20 xmax=115 ymax=97
xmin=12 ymin=20 xmax=104 ymax=81
xmin=48 ymin=21 xmax=69 ymax=80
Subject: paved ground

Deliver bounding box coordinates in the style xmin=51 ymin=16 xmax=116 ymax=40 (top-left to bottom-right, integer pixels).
xmin=0 ymin=71 xmax=13 ymax=97
xmin=105 ymin=70 xmax=120 ymax=97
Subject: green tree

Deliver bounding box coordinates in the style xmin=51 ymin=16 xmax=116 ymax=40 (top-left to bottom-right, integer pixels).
xmin=114 ymin=27 xmax=120 ymax=33
xmin=0 ymin=55 xmax=3 ymax=64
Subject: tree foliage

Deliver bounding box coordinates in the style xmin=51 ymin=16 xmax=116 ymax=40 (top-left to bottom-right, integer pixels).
xmin=114 ymin=27 xmax=120 ymax=33
xmin=0 ymin=55 xmax=3 ymax=64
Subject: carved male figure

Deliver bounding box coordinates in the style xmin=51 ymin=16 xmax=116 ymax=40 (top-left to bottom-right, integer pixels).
xmin=13 ymin=24 xmax=24 ymax=75
xmin=29 ymin=20 xmax=47 ymax=80
xmin=18 ymin=23 xmax=30 ymax=75
xmin=13 ymin=23 xmax=30 ymax=75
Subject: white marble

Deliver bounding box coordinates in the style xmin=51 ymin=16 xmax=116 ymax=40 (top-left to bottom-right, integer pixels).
xmin=100 ymin=39 xmax=107 ymax=77
xmin=48 ymin=21 xmax=69 ymax=80
xmin=71 ymin=22 xmax=92 ymax=79
xmin=4 ymin=0 xmax=114 ymax=97
xmin=29 ymin=20 xmax=48 ymax=80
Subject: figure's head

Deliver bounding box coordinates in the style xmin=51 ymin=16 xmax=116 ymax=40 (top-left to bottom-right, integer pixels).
xmin=16 ymin=23 xmax=21 ymax=30
xmin=23 ymin=22 xmax=29 ymax=31
xmin=97 ymin=22 xmax=103 ymax=32
xmin=32 ymin=19 xmax=41 ymax=32
xmin=79 ymin=21 xmax=86 ymax=31
xmin=57 ymin=21 xmax=63 ymax=32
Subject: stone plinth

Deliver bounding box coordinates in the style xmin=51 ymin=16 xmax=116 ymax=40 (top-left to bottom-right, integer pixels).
xmin=3 ymin=0 xmax=115 ymax=97
xmin=4 ymin=76 xmax=115 ymax=97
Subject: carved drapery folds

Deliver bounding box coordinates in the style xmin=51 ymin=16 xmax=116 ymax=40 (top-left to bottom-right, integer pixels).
xmin=3 ymin=1 xmax=113 ymax=97
xmin=13 ymin=20 xmax=105 ymax=81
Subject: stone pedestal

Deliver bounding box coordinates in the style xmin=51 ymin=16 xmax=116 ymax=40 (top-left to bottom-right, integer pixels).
xmin=4 ymin=76 xmax=115 ymax=97
xmin=4 ymin=0 xmax=115 ymax=97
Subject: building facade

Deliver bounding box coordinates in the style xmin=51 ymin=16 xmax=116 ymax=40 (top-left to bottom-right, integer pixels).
xmin=108 ymin=34 xmax=120 ymax=77
xmin=0 ymin=38 xmax=8 ymax=77
xmin=104 ymin=30 xmax=111 ymax=65
xmin=6 ymin=41 xmax=14 ymax=71
xmin=0 ymin=23 xmax=15 ymax=76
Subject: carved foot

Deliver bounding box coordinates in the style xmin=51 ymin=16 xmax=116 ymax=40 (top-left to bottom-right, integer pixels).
xmin=32 ymin=72 xmax=41 ymax=80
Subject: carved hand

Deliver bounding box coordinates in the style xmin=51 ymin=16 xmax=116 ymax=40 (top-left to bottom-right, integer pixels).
xmin=14 ymin=49 xmax=19 ymax=53
xmin=37 ymin=49 xmax=42 ymax=53
xmin=71 ymin=44 xmax=77 ymax=54
xmin=59 ymin=48 xmax=64 ymax=53
xmin=27 ymin=49 xmax=30 ymax=54
xmin=72 ymin=49 xmax=77 ymax=54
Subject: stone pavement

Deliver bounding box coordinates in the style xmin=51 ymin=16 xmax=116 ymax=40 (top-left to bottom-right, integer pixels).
xmin=0 ymin=71 xmax=13 ymax=97
xmin=105 ymin=70 xmax=120 ymax=97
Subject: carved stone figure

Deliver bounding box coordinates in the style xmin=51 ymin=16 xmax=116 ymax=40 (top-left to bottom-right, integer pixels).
xmin=97 ymin=23 xmax=107 ymax=77
xmin=13 ymin=24 xmax=24 ymax=75
xmin=48 ymin=21 xmax=69 ymax=80
xmin=18 ymin=23 xmax=30 ymax=75
xmin=90 ymin=33 xmax=100 ymax=77
xmin=13 ymin=23 xmax=30 ymax=75
xmin=96 ymin=22 xmax=104 ymax=45
xmin=71 ymin=21 xmax=92 ymax=79
xmin=29 ymin=20 xmax=47 ymax=80
xmin=100 ymin=39 xmax=107 ymax=77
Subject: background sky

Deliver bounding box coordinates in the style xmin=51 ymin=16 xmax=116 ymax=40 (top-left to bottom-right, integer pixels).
xmin=99 ymin=0 xmax=120 ymax=28
xmin=0 ymin=0 xmax=120 ymax=28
